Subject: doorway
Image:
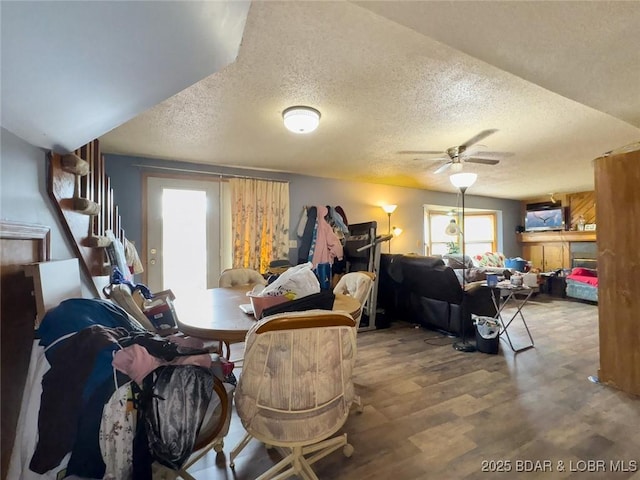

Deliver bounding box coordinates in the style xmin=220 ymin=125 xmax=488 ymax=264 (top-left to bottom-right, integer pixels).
xmin=145 ymin=176 xmax=231 ymax=297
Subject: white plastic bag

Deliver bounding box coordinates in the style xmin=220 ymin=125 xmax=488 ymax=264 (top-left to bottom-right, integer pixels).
xmin=258 ymin=262 xmax=320 ymax=300
xmin=473 ymin=314 xmax=500 ymax=339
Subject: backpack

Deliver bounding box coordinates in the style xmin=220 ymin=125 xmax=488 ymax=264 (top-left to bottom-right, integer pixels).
xmin=137 ymin=365 xmax=213 ymax=470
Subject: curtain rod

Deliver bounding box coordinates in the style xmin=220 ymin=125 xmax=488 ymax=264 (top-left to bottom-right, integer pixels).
xmin=131 ymin=164 xmax=289 ymax=184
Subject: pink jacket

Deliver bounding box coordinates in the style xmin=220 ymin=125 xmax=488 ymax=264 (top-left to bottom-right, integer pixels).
xmin=311 ymin=205 xmax=344 ymax=266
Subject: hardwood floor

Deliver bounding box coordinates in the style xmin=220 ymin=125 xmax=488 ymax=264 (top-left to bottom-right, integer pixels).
xmin=185 ymin=295 xmax=640 ymax=479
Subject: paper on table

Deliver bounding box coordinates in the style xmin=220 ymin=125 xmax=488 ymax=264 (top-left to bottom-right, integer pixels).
xmin=239 ymin=303 xmax=254 ymax=314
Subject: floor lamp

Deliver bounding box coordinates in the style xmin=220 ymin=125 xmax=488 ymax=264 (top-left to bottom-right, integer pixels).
xmin=381 ymin=205 xmax=397 ymax=253
xmin=450 ymin=172 xmax=478 ymax=353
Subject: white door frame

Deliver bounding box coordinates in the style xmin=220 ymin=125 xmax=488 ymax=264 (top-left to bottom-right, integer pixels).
xmin=145 ymin=175 xmax=227 ymax=293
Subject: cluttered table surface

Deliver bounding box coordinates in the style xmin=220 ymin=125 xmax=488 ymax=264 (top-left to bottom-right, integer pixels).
xmin=174 ymin=284 xmax=361 ymax=344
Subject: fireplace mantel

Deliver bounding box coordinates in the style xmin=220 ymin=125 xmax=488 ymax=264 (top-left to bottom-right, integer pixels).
xmin=518 ymin=231 xmax=596 ymax=243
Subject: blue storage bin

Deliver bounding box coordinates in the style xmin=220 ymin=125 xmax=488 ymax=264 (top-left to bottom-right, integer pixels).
xmin=505 ymin=258 xmax=527 ymax=271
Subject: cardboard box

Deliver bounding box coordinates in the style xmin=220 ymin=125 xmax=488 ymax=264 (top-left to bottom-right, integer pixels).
xmin=144 ymin=299 xmax=177 ymax=331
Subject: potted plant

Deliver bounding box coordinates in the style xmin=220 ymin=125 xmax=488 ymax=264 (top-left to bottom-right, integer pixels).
xmin=447 ymin=241 xmax=460 ymax=254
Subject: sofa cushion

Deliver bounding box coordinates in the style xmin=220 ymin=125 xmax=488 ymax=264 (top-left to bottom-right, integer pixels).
xmin=442 ymin=254 xmax=474 ymax=269
xmin=400 ymin=256 xmax=462 ymax=305
xmin=472 ymin=252 xmax=506 ymax=268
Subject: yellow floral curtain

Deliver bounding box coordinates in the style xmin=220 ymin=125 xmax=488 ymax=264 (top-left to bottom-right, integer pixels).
xmin=230 ymin=178 xmax=289 ymax=273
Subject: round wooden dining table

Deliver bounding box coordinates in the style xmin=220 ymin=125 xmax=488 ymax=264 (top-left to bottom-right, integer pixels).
xmin=174 ymin=285 xmax=362 ymax=346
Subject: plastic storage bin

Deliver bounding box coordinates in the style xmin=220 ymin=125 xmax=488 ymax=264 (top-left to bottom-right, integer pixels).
xmin=505 ymin=258 xmax=528 ymax=272
xmin=247 ymin=293 xmax=291 ymax=319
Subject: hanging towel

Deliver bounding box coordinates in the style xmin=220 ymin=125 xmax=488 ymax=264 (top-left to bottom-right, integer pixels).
xmin=125 ymin=238 xmax=144 ymax=274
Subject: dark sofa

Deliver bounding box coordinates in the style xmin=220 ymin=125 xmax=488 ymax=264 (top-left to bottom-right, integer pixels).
xmin=378 ymin=254 xmax=496 ymax=336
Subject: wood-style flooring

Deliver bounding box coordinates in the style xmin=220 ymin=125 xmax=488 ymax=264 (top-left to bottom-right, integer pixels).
xmin=185 ymin=295 xmax=640 ymax=479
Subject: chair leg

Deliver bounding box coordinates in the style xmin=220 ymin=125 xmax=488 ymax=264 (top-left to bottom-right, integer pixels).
xmin=229 ymin=432 xmax=254 ymax=468
xmin=254 ymin=451 xmax=296 ymax=480
xmin=241 ymin=435 xmax=352 ymax=480
xmin=177 ymin=470 xmax=197 ymax=480
xmin=297 ymin=449 xmax=321 ymax=480
xmin=302 ymin=433 xmax=349 ymax=466
xmin=180 ymin=438 xmax=219 ymax=472
xmin=222 ymin=340 xmax=231 ymax=359
xmin=352 ymin=394 xmax=364 ymax=413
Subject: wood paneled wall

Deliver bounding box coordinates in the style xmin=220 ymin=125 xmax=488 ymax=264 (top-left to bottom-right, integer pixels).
xmin=520 ymin=191 xmax=596 ymax=230
xmin=568 ymin=191 xmax=596 ymax=227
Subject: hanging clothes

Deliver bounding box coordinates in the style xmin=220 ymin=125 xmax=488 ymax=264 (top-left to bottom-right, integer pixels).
xmin=124 ymin=238 xmax=144 ymax=275
xmin=297 ymin=206 xmax=317 ymax=264
xmin=311 ymin=205 xmax=344 ymax=267
xmin=328 ymin=207 xmax=349 ymax=245
xmin=335 ymin=205 xmax=349 ymax=226
xmin=296 ymin=206 xmax=308 ymax=238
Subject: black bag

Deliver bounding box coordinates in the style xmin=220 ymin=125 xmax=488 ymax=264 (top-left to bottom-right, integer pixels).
xmin=261 ymin=291 xmax=335 ymax=318
xmin=139 ymin=365 xmax=213 ymax=470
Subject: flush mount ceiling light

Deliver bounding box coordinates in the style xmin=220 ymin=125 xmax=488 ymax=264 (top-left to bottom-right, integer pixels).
xmin=283 ymin=106 xmax=321 ymax=134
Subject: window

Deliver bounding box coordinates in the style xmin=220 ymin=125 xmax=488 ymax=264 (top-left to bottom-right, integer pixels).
xmin=463 ymin=214 xmax=497 ymax=257
xmin=424 ymin=208 xmax=497 ymax=257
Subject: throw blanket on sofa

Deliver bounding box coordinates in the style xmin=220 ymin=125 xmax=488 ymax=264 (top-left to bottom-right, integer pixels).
xmin=566 ymin=267 xmax=598 ymax=287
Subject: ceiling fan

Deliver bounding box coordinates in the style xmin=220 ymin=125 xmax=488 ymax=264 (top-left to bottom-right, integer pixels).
xmin=399 ymin=129 xmax=512 ymax=174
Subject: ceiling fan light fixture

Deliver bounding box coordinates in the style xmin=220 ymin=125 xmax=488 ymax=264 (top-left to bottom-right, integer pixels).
xmin=283 ymin=106 xmax=321 ymax=134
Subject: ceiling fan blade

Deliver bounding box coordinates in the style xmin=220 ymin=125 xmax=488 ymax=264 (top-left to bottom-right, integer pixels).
xmin=465 ymin=157 xmax=500 ymax=165
xmin=398 ymin=150 xmax=444 ymax=155
xmin=434 ymin=162 xmax=452 ymax=174
xmin=460 ymin=129 xmax=498 ymax=149
xmin=464 ymin=150 xmax=514 ymax=159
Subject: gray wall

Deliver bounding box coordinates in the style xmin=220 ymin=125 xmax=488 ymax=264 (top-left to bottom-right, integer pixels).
xmin=0 ymin=128 xmax=93 ymax=291
xmin=105 ymin=154 xmax=523 ymax=266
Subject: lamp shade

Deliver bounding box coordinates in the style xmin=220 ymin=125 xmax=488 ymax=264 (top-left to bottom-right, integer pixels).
xmin=381 ymin=204 xmax=397 ymax=214
xmin=283 ymin=106 xmax=321 ymax=134
xmin=450 ymin=172 xmax=478 ymax=189
xmin=445 ymin=219 xmax=460 ymax=236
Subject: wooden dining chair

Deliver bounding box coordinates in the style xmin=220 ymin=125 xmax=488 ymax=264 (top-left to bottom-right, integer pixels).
xmin=176 ymin=375 xmax=234 ymax=480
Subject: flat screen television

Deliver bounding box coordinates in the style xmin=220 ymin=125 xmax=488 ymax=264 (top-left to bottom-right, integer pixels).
xmin=524 ymin=207 xmax=565 ymax=232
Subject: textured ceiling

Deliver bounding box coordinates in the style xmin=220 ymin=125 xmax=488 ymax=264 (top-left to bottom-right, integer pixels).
xmin=98 ymin=1 xmax=640 ymax=200
xmin=1 ymin=1 xmax=249 ymax=152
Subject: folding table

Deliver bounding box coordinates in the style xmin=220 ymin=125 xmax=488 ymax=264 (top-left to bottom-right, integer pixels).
xmin=487 ymin=284 xmax=535 ymax=353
